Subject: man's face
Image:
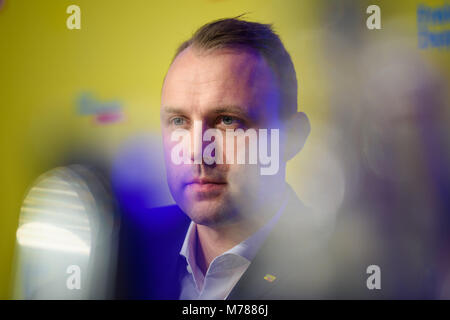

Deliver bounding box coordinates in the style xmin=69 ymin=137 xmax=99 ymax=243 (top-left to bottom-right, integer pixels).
xmin=161 ymin=46 xmax=285 ymax=227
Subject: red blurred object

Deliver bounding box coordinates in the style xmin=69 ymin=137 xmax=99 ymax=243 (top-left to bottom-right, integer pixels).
xmin=95 ymin=111 xmax=124 ymax=124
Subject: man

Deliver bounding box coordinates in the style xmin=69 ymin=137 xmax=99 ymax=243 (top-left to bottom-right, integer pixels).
xmin=116 ymin=17 xmax=367 ymax=299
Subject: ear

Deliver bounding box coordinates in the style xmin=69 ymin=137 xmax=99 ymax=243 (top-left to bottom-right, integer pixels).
xmin=283 ymin=112 xmax=310 ymax=161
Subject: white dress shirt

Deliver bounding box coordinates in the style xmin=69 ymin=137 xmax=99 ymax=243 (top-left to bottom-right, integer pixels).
xmin=178 ymin=197 xmax=288 ymax=300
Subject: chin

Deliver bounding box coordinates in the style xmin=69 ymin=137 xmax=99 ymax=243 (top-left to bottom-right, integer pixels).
xmin=184 ymin=199 xmax=233 ymax=226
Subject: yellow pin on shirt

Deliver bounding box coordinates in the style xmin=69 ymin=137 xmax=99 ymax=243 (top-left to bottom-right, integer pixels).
xmin=264 ymin=274 xmax=276 ymax=282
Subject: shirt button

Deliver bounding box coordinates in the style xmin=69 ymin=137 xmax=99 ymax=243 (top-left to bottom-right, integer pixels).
xmin=186 ymin=264 xmax=192 ymax=274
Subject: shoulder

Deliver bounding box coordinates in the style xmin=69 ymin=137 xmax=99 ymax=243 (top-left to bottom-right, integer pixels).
xmin=273 ymin=185 xmax=324 ymax=245
xmin=252 ymin=186 xmax=339 ymax=298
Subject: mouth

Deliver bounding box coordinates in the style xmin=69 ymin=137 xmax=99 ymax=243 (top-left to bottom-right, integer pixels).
xmin=184 ymin=178 xmax=227 ymax=194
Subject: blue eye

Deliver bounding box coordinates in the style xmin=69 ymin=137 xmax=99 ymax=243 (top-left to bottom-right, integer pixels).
xmin=172 ymin=117 xmax=185 ymax=126
xmin=221 ymin=116 xmax=234 ymax=125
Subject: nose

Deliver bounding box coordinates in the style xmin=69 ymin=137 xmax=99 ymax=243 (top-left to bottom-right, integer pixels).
xmin=190 ymin=120 xmax=206 ymax=164
xmin=189 ymin=120 xmax=220 ymax=167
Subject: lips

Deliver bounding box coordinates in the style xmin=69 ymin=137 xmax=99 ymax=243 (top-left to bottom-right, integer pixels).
xmin=184 ymin=178 xmax=227 ymax=194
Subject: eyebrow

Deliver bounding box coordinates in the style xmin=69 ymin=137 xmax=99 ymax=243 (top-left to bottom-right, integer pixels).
xmin=212 ymin=106 xmax=250 ymax=118
xmin=162 ymin=106 xmax=187 ymax=115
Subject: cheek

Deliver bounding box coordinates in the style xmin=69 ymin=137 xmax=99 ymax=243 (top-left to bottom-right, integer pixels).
xmin=225 ymin=163 xmax=260 ymax=191
xmin=165 ymin=166 xmax=187 ymax=206
xmin=162 ymin=133 xmax=182 ymax=168
xmin=161 ymin=131 xmax=173 ymax=158
xmin=165 ymin=160 xmax=187 ymax=188
xmin=161 ymin=134 xmax=182 ymax=184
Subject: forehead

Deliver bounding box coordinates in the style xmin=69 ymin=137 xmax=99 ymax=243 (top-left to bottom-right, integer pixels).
xmin=161 ymin=46 xmax=280 ymax=120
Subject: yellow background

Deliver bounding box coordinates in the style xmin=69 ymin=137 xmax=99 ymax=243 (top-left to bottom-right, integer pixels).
xmin=0 ymin=0 xmax=448 ymax=298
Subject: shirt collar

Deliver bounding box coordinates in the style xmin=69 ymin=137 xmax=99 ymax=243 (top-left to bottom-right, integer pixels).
xmin=179 ymin=221 xmax=204 ymax=289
